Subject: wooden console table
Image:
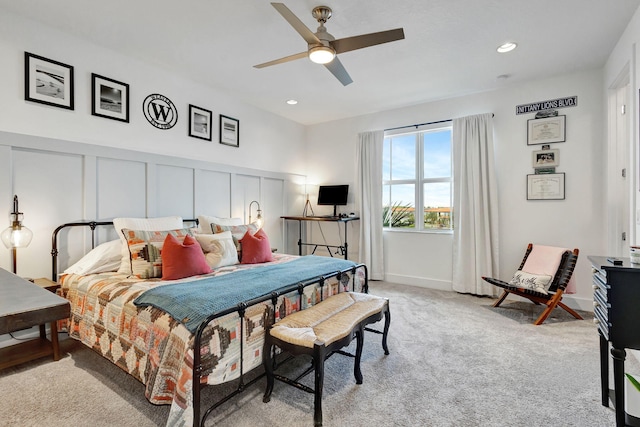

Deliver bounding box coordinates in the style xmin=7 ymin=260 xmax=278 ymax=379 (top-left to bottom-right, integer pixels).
xmin=0 ymin=269 xmax=70 ymax=370
xmin=281 ymin=215 xmax=359 ymax=260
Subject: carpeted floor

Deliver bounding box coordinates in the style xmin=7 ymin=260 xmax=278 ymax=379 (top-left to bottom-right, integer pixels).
xmin=0 ymin=282 xmax=623 ymax=426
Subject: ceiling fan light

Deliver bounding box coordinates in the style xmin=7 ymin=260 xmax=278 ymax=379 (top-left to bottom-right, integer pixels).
xmin=309 ymin=46 xmax=335 ymax=64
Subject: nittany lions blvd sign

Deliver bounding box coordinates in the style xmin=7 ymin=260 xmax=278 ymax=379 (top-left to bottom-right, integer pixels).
xmin=515 ymin=96 xmax=577 ymax=115
xmin=143 ymin=93 xmax=178 ymax=129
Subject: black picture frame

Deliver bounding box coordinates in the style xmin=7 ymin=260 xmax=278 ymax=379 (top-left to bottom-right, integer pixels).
xmin=24 ymin=52 xmax=74 ymax=110
xmin=526 ymin=173 xmax=565 ymax=200
xmin=91 ymin=73 xmax=130 ymax=122
xmin=188 ymin=104 xmax=212 ymax=141
xmin=527 ymin=115 xmax=566 ymax=145
xmin=219 ymin=114 xmax=239 ymax=147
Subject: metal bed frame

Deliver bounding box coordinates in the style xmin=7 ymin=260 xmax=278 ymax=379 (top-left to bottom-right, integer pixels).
xmin=51 ymin=220 xmax=368 ymax=426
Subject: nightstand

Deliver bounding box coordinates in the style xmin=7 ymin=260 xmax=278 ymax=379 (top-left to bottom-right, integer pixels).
xmin=31 ymin=277 xmax=60 ymax=293
xmin=0 ymin=270 xmax=70 ymax=370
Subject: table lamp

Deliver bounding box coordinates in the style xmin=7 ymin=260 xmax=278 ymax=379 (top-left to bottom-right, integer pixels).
xmin=1 ymin=195 xmax=33 ymax=274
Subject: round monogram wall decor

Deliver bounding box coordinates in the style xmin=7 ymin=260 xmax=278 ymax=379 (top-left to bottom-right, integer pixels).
xmin=142 ymin=93 xmax=178 ymax=129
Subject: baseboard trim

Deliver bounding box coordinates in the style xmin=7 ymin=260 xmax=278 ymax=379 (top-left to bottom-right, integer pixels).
xmin=382 ymin=274 xmax=594 ymax=313
xmin=383 ymin=274 xmax=452 ymax=291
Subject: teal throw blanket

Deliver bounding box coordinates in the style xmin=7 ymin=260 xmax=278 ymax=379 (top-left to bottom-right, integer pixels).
xmin=133 ymin=256 xmax=357 ymax=334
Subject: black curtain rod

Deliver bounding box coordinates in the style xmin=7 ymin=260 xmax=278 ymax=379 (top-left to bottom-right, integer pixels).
xmin=384 ymin=114 xmax=494 ymax=132
xmin=384 ymin=119 xmax=451 ymax=132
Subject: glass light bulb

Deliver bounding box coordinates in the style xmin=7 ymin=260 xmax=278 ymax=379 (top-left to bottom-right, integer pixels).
xmin=1 ymin=225 xmax=33 ymax=248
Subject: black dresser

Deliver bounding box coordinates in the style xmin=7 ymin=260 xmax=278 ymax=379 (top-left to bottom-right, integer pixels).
xmin=589 ymin=256 xmax=640 ymax=427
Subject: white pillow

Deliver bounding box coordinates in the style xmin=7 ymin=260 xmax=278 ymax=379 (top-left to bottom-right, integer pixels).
xmin=63 ymin=239 xmax=122 ymax=276
xmin=508 ymin=271 xmax=553 ymax=294
xmin=113 ymin=216 xmax=183 ymax=274
xmin=194 ymin=231 xmax=239 ymax=268
xmin=197 ymin=215 xmax=243 ymax=234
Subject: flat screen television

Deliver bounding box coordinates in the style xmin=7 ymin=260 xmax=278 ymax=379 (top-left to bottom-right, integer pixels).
xmin=317 ymin=185 xmax=348 ymax=217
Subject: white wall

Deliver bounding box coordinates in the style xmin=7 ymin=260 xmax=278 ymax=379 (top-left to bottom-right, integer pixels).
xmin=0 ymin=10 xmax=306 ymax=176
xmin=305 ymin=69 xmax=606 ymax=311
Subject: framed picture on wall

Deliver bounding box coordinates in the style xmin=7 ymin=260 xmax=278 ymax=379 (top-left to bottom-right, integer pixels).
xmin=24 ymin=52 xmax=74 ymax=110
xmin=527 ymin=173 xmax=565 ymax=200
xmin=91 ymin=73 xmax=130 ymax=122
xmin=188 ymin=104 xmax=212 ymax=141
xmin=527 ymin=115 xmax=566 ymax=145
xmin=532 ymin=149 xmax=559 ymax=168
xmin=219 ymin=114 xmax=239 ymax=147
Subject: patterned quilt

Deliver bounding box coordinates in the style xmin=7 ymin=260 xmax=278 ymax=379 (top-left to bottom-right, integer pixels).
xmin=58 ymin=254 xmax=366 ymax=426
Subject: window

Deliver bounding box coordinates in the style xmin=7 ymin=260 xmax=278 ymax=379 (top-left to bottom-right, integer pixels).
xmin=383 ymin=123 xmax=452 ymax=231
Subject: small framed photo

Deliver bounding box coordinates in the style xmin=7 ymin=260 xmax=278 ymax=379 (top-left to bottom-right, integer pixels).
xmin=527 ymin=115 xmax=566 ymax=145
xmin=219 ymin=114 xmax=239 ymax=147
xmin=24 ymin=52 xmax=74 ymax=110
xmin=188 ymin=105 xmax=212 ymax=141
xmin=527 ymin=173 xmax=565 ymax=200
xmin=91 ymin=73 xmax=129 ymax=122
xmin=532 ymin=149 xmax=559 ymax=168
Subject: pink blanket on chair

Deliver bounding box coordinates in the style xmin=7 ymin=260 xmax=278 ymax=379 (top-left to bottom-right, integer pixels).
xmin=521 ymin=245 xmax=577 ymax=294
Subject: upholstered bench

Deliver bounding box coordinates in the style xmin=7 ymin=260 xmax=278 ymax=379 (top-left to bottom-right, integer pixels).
xmin=262 ymin=291 xmax=390 ymax=427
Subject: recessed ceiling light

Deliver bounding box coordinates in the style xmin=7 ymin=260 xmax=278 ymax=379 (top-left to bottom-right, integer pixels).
xmin=497 ymin=42 xmax=517 ymax=53
xmin=286 ymin=99 xmax=298 ymax=105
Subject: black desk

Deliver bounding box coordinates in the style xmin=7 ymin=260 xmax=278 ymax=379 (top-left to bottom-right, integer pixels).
xmin=281 ymin=215 xmax=359 ymax=260
xmin=589 ymin=256 xmax=640 ymax=427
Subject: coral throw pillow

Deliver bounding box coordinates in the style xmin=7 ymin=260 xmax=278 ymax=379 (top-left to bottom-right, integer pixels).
xmin=240 ymin=228 xmax=273 ymax=264
xmin=162 ymin=233 xmax=212 ymax=280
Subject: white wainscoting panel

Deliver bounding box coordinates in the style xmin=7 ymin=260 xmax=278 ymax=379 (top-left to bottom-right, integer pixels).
xmin=195 ymin=170 xmax=232 ymax=219
xmin=97 ymin=157 xmax=147 ymax=220
xmin=0 ymin=131 xmax=304 ymax=279
xmin=234 ymin=174 xmax=261 ymax=221
xmin=262 ymin=177 xmax=285 ymax=251
xmin=12 ymin=148 xmax=84 ymax=277
xmin=156 ymin=164 xmax=195 ymax=219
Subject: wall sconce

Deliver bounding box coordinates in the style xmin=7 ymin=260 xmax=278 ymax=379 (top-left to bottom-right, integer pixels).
xmin=1 ymin=195 xmax=33 ymax=274
xmin=248 ymin=200 xmax=264 ymax=229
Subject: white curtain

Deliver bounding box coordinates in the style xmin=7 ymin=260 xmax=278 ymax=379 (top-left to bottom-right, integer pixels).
xmin=356 ymin=130 xmax=384 ymax=280
xmin=452 ymin=113 xmax=499 ymax=296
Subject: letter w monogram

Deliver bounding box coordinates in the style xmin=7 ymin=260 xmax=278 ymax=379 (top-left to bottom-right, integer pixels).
xmin=151 ymin=102 xmax=171 ymax=121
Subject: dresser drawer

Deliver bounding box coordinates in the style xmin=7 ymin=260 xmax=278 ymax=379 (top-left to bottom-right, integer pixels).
xmin=594 ymin=304 xmax=609 ymax=340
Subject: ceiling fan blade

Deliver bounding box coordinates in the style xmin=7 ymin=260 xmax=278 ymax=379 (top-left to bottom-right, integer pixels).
xmin=271 ymin=3 xmax=321 ymax=45
xmin=324 ymin=57 xmax=353 ymax=86
xmin=331 ymin=28 xmax=405 ymax=54
xmin=254 ymin=51 xmax=308 ymax=68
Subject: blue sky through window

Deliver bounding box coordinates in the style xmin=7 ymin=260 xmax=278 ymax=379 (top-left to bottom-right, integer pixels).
xmin=383 ymin=128 xmax=451 ymax=209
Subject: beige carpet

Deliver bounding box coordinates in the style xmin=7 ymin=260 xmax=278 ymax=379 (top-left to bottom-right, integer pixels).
xmin=0 ymin=282 xmax=621 ymax=426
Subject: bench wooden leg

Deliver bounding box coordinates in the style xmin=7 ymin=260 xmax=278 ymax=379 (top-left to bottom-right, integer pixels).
xmin=313 ymin=346 xmax=325 ymax=427
xmin=354 ymin=327 xmax=363 ymax=384
xmin=382 ymin=305 xmax=390 ymax=355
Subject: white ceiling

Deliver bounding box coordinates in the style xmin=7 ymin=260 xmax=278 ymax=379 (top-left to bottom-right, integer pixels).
xmin=2 ymin=0 xmax=639 ymax=125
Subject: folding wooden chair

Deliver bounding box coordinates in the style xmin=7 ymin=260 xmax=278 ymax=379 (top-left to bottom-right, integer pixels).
xmin=482 ymin=243 xmax=582 ymax=325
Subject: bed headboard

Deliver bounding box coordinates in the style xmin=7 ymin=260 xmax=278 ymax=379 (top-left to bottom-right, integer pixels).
xmin=51 ymin=219 xmax=199 ymax=281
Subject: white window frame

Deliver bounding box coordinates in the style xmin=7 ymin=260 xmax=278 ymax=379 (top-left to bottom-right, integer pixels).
xmin=383 ymin=122 xmax=453 ymax=233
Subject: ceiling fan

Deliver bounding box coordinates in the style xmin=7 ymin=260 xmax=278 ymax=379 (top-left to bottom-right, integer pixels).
xmin=254 ymin=3 xmax=405 ymax=86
